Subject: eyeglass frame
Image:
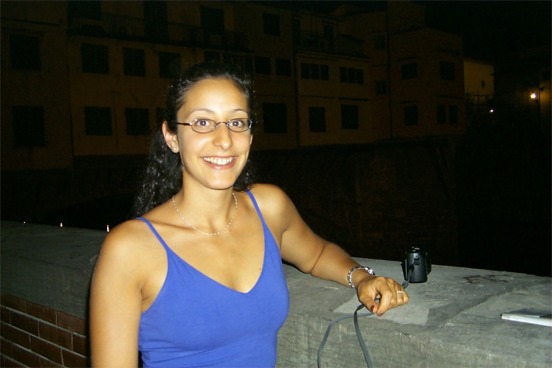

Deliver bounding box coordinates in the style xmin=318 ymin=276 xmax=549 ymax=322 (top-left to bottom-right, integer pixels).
xmin=174 ymin=118 xmax=254 ymax=133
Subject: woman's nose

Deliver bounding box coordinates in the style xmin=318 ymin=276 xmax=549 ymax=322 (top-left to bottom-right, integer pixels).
xmin=212 ymin=123 xmax=233 ymax=150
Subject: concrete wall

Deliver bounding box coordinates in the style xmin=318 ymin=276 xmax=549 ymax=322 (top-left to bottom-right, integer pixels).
xmin=2 ymin=222 xmax=551 ymax=367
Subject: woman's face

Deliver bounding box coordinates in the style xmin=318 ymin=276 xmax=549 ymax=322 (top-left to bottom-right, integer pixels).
xmin=168 ymin=78 xmax=253 ymax=191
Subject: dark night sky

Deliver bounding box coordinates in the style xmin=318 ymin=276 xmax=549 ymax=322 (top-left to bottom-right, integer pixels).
xmin=421 ymin=1 xmax=551 ymax=60
xmin=272 ymin=0 xmax=552 ymax=61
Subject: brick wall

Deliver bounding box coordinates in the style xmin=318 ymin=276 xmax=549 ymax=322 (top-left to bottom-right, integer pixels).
xmin=0 ymin=294 xmax=88 ymax=367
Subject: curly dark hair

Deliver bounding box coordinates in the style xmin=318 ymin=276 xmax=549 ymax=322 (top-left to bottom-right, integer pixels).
xmin=131 ymin=62 xmax=257 ymax=217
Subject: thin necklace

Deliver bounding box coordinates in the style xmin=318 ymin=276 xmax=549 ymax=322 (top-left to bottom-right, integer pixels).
xmin=171 ymin=192 xmax=238 ymax=236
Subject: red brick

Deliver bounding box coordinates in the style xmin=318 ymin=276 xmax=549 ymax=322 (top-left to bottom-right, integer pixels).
xmin=0 ymin=322 xmax=31 ymax=348
xmin=56 ymin=312 xmax=86 ymax=335
xmin=1 ymin=336 xmax=15 ymax=356
xmin=12 ymin=343 xmax=41 ymax=367
xmin=11 ymin=312 xmax=38 ymax=335
xmin=38 ymin=322 xmax=72 ymax=349
xmin=0 ymin=294 xmax=25 ymax=313
xmin=62 ymin=349 xmax=89 ymax=368
xmin=72 ymin=333 xmax=88 ymax=356
xmin=0 ymin=354 xmax=24 ymax=367
xmin=1 ymin=305 xmax=12 ymax=323
xmin=26 ymin=302 xmax=56 ymax=324
xmin=38 ymin=356 xmax=63 ymax=367
xmin=30 ymin=336 xmax=62 ymax=364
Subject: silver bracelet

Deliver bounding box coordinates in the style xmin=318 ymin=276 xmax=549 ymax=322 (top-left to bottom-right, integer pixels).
xmin=347 ymin=265 xmax=375 ymax=288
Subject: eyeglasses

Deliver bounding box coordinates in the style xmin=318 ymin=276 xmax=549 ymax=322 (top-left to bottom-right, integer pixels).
xmin=175 ymin=118 xmax=253 ymax=133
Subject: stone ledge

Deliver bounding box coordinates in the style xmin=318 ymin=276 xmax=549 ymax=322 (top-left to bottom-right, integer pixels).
xmin=1 ymin=222 xmax=550 ymax=367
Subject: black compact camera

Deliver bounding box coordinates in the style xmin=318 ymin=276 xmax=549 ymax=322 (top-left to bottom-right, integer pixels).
xmin=402 ymin=246 xmax=431 ymax=283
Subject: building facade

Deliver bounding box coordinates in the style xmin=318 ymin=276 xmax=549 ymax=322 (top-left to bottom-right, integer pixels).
xmin=2 ymin=0 xmax=468 ymax=171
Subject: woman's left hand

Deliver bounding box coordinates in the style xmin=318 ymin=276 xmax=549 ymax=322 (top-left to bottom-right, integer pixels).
xmin=355 ymin=276 xmax=409 ymax=316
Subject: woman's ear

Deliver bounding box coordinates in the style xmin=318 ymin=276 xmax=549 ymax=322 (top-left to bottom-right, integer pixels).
xmin=162 ymin=121 xmax=180 ymax=153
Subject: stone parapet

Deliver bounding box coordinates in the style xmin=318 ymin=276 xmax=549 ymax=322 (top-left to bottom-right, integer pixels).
xmin=1 ymin=222 xmax=550 ymax=367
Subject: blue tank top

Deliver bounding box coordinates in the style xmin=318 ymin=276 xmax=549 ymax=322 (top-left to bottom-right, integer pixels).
xmin=137 ymin=191 xmax=289 ymax=367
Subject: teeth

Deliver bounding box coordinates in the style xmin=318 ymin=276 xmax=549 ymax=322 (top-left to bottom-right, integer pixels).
xmin=204 ymin=157 xmax=234 ymax=165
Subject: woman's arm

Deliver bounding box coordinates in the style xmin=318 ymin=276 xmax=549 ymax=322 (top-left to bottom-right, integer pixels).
xmin=257 ymin=184 xmax=408 ymax=315
xmin=89 ymin=224 xmax=144 ymax=367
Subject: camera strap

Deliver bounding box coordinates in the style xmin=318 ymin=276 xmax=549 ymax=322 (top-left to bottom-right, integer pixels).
xmin=317 ymin=278 xmax=410 ymax=368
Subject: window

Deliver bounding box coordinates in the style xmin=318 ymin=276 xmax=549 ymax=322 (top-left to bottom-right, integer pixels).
xmin=341 ymin=105 xmax=359 ymax=130
xmin=340 ymin=67 xmax=363 ymax=84
xmin=440 ymin=61 xmax=455 ymax=81
xmin=437 ymin=105 xmax=446 ymax=124
xmin=10 ymin=35 xmax=41 ymax=71
xmin=263 ymin=103 xmax=287 ymax=133
xmin=125 ymin=108 xmax=150 ymax=136
xmin=275 ymin=59 xmax=291 ymax=77
xmin=310 ymin=64 xmax=320 ymax=80
xmin=255 ymin=56 xmax=271 ymax=75
xmin=309 ymin=107 xmax=326 ymax=132
xmin=263 ymin=13 xmax=280 ymax=36
xmin=123 ymin=48 xmax=145 ymax=76
xmin=81 ymin=43 xmax=109 ymax=74
xmin=401 ymin=62 xmax=417 ymax=80
xmin=301 ymin=63 xmax=329 ymax=80
xmin=404 ymin=106 xmax=418 ymax=126
xmin=449 ymin=105 xmax=458 ymax=124
xmin=374 ymin=35 xmax=386 ymax=50
xmin=84 ymin=107 xmax=112 ymax=136
xmin=158 ymin=51 xmax=181 ymax=78
xmin=375 ymin=80 xmax=387 ymax=95
xmin=301 ymin=63 xmax=310 ymax=79
xmin=320 ymin=65 xmax=329 ymax=80
xmin=12 ymin=106 xmax=45 ymax=147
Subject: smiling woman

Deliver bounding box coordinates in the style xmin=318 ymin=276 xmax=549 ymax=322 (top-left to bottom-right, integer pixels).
xmin=89 ymin=62 xmax=409 ymax=368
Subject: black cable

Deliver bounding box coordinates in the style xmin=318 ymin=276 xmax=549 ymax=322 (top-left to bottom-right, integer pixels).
xmin=317 ymin=265 xmax=413 ymax=368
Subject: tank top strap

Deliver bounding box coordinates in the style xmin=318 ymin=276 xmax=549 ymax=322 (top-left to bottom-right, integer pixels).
xmin=246 ymin=191 xmax=268 ymax=227
xmin=136 ymin=217 xmax=172 ymax=252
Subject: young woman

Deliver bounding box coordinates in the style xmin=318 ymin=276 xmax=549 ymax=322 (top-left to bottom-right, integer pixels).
xmin=89 ymin=62 xmax=409 ymax=367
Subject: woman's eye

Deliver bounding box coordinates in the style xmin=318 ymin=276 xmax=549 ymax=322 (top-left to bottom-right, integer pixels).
xmin=229 ymin=119 xmax=245 ymax=127
xmin=195 ymin=119 xmax=212 ymax=127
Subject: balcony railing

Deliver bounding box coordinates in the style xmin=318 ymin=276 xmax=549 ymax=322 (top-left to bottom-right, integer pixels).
xmin=295 ymin=31 xmax=367 ymax=58
xmin=68 ymin=13 xmax=245 ymax=50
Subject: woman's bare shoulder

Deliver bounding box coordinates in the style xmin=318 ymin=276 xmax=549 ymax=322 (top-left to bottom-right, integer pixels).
xmin=248 ymin=184 xmax=297 ymax=226
xmin=249 ymin=183 xmax=290 ymax=205
xmin=98 ymin=218 xmax=158 ymax=264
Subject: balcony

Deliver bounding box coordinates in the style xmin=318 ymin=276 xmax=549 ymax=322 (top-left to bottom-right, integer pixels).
xmin=295 ymin=31 xmax=367 ymax=58
xmin=1 ymin=221 xmax=550 ymax=366
xmin=68 ymin=13 xmax=246 ymax=50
